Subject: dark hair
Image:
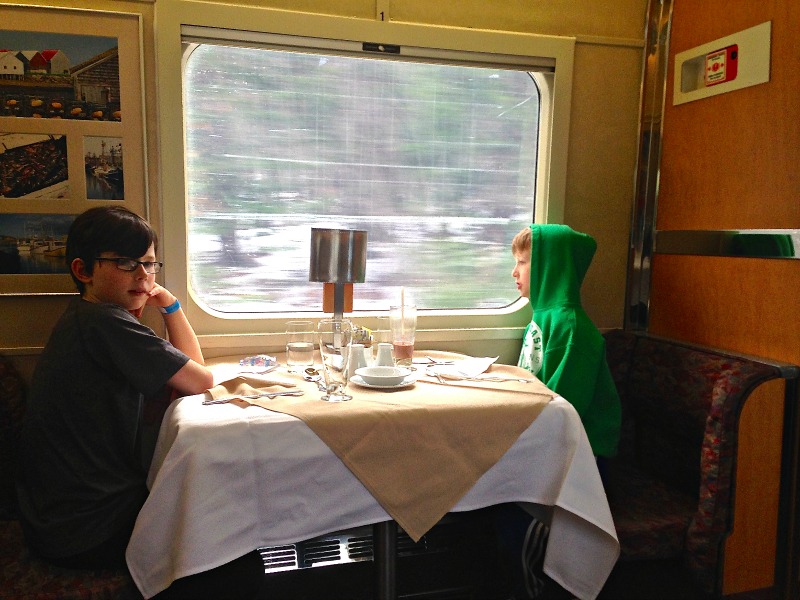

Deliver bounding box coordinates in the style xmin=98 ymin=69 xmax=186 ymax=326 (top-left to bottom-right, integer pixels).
xmin=66 ymin=206 xmax=159 ymax=293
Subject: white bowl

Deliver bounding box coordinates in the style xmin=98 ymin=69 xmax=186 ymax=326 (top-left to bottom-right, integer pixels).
xmin=355 ymin=366 xmax=412 ymax=386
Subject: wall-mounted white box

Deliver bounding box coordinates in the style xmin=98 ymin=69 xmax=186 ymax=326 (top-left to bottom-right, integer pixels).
xmin=673 ymin=21 xmax=771 ymax=106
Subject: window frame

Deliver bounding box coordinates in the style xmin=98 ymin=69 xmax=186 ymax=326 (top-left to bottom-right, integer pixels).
xmin=154 ymin=1 xmax=575 ymax=351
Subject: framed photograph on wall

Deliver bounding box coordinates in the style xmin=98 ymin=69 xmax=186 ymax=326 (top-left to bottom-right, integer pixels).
xmin=0 ymin=213 xmax=73 ymax=275
xmin=0 ymin=5 xmax=145 ymax=295
xmin=84 ymin=136 xmax=125 ymax=200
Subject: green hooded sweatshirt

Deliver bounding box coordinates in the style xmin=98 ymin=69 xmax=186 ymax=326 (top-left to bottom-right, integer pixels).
xmin=517 ymin=224 xmax=621 ymax=457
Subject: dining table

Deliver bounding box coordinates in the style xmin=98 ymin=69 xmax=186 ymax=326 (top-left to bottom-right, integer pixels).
xmin=125 ymin=350 xmax=619 ymax=600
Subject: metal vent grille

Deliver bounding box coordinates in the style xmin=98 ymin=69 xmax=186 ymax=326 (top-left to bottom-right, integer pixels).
xmin=346 ymin=533 xmax=373 ymax=561
xmin=259 ymin=524 xmax=452 ymax=573
xmin=303 ymin=538 xmax=343 ymax=567
xmin=260 ymin=544 xmax=298 ymax=572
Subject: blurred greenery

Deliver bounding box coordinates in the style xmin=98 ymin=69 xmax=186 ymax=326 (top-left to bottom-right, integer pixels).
xmin=184 ymin=44 xmax=539 ymax=313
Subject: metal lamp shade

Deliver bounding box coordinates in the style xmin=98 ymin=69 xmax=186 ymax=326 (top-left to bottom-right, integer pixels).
xmin=309 ymin=228 xmax=367 ymax=284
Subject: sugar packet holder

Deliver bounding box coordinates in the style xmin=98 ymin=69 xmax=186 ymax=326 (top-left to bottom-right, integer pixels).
xmin=239 ymin=354 xmax=278 ymax=368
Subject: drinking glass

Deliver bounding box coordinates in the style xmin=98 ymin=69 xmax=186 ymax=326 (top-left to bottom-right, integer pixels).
xmin=317 ymin=318 xmax=353 ymax=402
xmin=285 ymin=320 xmax=315 ymax=372
xmin=389 ymin=305 xmax=416 ymax=367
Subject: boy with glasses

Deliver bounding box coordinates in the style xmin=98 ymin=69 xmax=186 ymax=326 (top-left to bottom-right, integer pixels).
xmin=16 ymin=206 xmax=263 ymax=598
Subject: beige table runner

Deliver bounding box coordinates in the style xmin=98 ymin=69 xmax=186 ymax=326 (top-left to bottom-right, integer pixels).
xmin=207 ymin=355 xmax=555 ymax=541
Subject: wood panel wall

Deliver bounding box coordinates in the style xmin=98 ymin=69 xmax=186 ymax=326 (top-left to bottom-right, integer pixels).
xmin=650 ymin=0 xmax=800 ymax=594
xmin=658 ymin=0 xmax=800 ymax=231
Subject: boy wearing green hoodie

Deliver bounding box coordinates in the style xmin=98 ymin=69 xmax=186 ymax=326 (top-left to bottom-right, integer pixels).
xmin=494 ymin=225 xmax=621 ymax=599
xmin=511 ymin=223 xmax=621 ymax=458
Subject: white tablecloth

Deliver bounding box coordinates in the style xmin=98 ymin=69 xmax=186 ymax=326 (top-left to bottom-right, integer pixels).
xmin=126 ymin=393 xmax=618 ymax=599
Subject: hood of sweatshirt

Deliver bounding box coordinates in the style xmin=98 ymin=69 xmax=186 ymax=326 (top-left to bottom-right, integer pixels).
xmin=528 ymin=224 xmax=596 ymax=312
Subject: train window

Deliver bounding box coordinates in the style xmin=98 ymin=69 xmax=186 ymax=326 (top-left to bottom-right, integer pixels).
xmin=182 ymin=38 xmax=550 ymax=315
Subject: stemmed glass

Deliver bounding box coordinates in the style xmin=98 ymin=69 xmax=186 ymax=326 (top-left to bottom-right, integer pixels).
xmin=317 ymin=318 xmax=353 ymax=402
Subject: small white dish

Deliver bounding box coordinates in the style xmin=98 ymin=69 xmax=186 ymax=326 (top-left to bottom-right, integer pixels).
xmin=354 ymin=366 xmax=412 ymax=387
xmin=350 ymin=374 xmax=416 ymax=390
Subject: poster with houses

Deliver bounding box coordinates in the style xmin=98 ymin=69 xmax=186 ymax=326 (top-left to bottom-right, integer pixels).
xmin=0 ymin=31 xmax=121 ymax=121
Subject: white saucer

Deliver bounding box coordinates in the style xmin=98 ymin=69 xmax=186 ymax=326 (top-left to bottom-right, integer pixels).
xmin=350 ymin=374 xmax=417 ymax=390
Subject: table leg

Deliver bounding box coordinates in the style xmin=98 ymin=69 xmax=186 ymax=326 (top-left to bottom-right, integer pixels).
xmin=374 ymin=521 xmax=397 ymax=600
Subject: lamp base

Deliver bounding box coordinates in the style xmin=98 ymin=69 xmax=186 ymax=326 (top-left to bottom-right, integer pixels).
xmin=323 ymin=283 xmax=353 ymax=313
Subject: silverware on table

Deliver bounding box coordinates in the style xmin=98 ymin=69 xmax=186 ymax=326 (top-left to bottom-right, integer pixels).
xmin=467 ymin=376 xmax=538 ymax=383
xmin=430 ymin=371 xmax=447 ymax=384
xmin=425 ymin=371 xmax=537 ymax=384
xmin=413 ymin=356 xmax=455 ymax=365
xmin=202 ymin=389 xmax=304 ymax=405
xmin=303 ymin=370 xmax=327 ymax=391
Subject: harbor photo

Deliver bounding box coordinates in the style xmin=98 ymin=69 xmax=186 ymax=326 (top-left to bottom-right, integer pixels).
xmin=84 ymin=136 xmax=124 ymax=200
xmin=0 ymin=212 xmax=73 ymax=274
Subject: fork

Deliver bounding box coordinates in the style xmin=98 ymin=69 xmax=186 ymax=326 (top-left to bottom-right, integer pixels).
xmin=471 ymin=376 xmax=538 ymax=383
xmin=433 ymin=375 xmax=538 ymax=384
xmin=413 ymin=356 xmax=455 ymax=366
xmin=202 ymin=389 xmax=304 ymax=405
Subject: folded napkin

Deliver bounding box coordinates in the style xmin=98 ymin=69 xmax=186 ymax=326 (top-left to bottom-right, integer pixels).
xmin=207 ymin=375 xmax=297 ymax=402
xmin=427 ymin=356 xmax=498 ymax=380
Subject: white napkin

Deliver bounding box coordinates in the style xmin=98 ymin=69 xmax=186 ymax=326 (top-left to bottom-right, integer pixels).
xmin=427 ymin=356 xmax=498 ymax=380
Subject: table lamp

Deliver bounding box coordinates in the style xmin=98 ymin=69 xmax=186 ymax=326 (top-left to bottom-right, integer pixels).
xmin=309 ymin=228 xmax=367 ymax=320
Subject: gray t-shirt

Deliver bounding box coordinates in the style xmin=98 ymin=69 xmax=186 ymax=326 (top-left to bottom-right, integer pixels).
xmin=17 ymin=298 xmax=189 ymax=559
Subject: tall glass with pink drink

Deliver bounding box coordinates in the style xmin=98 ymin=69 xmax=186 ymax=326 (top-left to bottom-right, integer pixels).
xmin=389 ymin=304 xmax=416 ymax=367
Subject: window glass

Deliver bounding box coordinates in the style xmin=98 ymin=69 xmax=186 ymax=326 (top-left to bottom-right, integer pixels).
xmin=184 ymin=43 xmax=540 ymax=313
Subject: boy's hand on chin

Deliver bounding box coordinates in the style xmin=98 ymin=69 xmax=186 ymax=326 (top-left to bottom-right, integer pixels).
xmin=144 ymin=284 xmax=177 ymax=314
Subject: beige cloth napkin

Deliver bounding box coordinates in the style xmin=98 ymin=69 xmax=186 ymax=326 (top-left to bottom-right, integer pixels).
xmin=207 ymin=375 xmax=298 ymax=405
xmin=220 ymin=357 xmax=555 ymax=541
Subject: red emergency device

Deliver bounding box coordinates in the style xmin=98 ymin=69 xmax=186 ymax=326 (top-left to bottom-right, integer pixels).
xmin=705 ymin=44 xmax=738 ymax=86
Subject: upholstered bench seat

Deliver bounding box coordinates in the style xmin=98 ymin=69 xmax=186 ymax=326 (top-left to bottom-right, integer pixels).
xmin=606 ymin=461 xmax=696 ymax=561
xmin=602 ymin=330 xmax=790 ymax=596
xmin=0 ymin=519 xmax=140 ymax=600
xmin=0 ymin=354 xmax=141 ymax=600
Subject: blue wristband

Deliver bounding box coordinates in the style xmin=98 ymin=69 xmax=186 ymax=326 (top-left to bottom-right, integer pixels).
xmin=159 ymin=299 xmax=181 ymax=315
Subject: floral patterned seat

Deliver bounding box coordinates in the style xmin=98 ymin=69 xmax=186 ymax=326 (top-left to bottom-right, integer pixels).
xmin=0 ymin=520 xmax=140 ymax=600
xmin=0 ymin=354 xmax=140 ymax=600
xmin=602 ymin=330 xmax=785 ymax=596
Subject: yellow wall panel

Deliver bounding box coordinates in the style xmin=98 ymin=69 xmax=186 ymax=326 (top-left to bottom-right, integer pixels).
xmin=388 ymin=0 xmax=647 ymax=39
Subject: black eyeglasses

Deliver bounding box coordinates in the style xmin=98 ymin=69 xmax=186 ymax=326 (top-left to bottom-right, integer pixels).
xmin=95 ymin=257 xmax=163 ymax=274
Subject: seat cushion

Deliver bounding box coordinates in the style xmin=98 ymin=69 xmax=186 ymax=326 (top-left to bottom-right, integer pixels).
xmin=0 ymin=520 xmax=140 ymax=600
xmin=606 ymin=461 xmax=697 ymax=561
xmin=0 ymin=354 xmax=25 ymax=518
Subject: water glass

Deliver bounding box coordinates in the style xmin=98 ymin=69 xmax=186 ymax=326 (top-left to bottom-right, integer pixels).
xmin=317 ymin=318 xmax=353 ymax=402
xmin=389 ymin=304 xmax=416 ymax=367
xmin=286 ymin=320 xmax=315 ymax=372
